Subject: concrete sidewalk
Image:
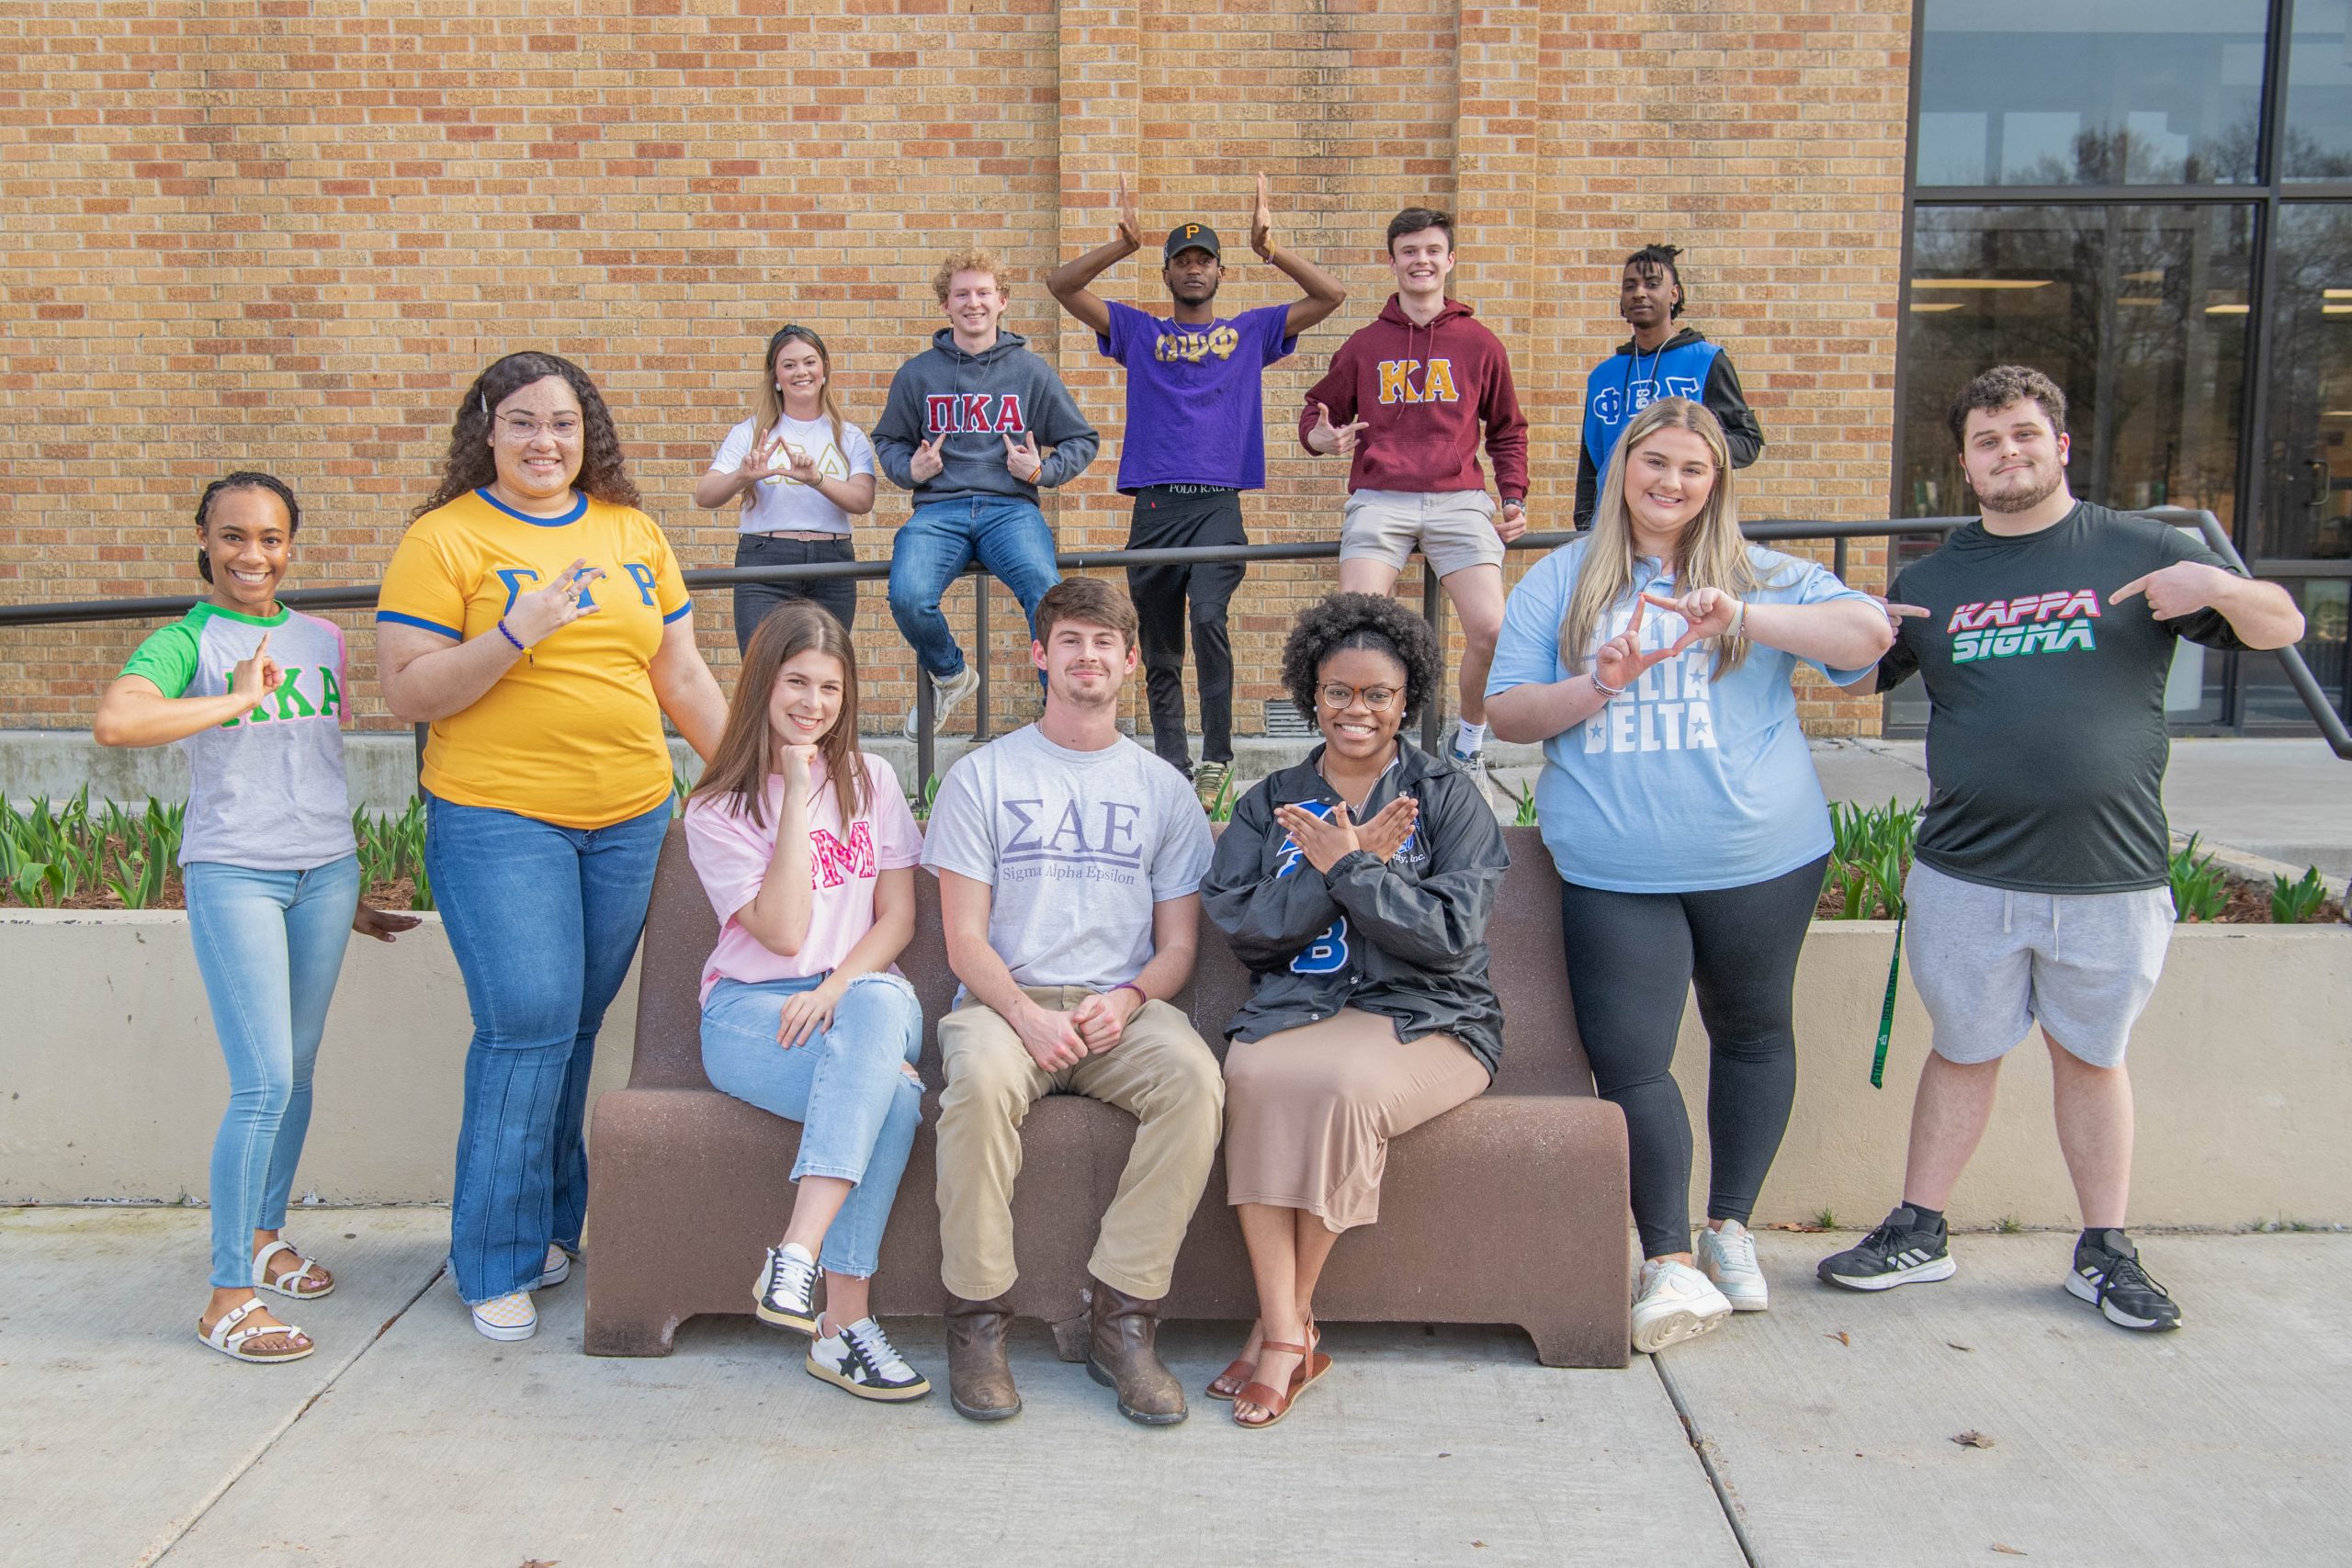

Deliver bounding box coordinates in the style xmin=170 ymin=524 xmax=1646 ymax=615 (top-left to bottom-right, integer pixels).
xmin=6 ymin=1207 xmax=2344 ymax=1566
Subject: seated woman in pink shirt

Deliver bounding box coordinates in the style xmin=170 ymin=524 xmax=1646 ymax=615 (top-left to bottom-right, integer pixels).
xmin=684 ymin=601 xmax=931 ymax=1403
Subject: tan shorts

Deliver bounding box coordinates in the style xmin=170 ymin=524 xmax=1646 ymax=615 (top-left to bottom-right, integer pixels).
xmin=1340 ymin=489 xmax=1505 ymax=577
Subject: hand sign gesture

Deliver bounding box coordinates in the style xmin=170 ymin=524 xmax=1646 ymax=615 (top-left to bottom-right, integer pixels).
xmin=506 ymin=558 xmax=605 ymax=648
xmin=1115 ymin=171 xmax=1143 ymax=251
xmin=780 ymin=442 xmax=824 ymax=489
xmin=1307 ymin=400 xmax=1369 ymax=457
xmin=1273 ymin=799 xmax=1364 ymax=876
xmin=1354 ymin=795 xmax=1419 ymax=863
xmin=1593 ymin=593 xmax=1702 ymax=694
xmin=1250 ymin=171 xmax=1274 ymax=260
xmin=1003 ymin=431 xmax=1045 ymax=484
xmin=736 ymin=432 xmax=795 ymax=487
xmin=2110 ymin=560 xmax=2228 ymax=620
xmin=910 ymin=433 xmax=946 ymax=483
xmin=1640 ymin=587 xmax=1740 ymax=641
xmin=229 ymin=630 xmax=282 ymax=713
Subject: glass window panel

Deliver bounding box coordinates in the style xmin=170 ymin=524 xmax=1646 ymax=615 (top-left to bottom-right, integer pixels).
xmin=2284 ymin=0 xmax=2352 ymax=180
xmin=2236 ymin=578 xmax=2350 ymax=725
xmin=1916 ymin=0 xmax=2267 ymax=186
xmin=1898 ymin=205 xmax=2253 ymax=533
xmin=2258 ymin=204 xmax=2352 ymax=561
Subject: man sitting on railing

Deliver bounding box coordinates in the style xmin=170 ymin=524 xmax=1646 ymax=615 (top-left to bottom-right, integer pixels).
xmin=1819 ymin=364 xmax=2305 ymax=1334
xmin=872 ymin=249 xmax=1101 ymax=740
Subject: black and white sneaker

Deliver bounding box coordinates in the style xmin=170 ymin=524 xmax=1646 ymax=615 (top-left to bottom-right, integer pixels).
xmin=1816 ymin=1205 xmax=1957 ymax=1292
xmin=2066 ymin=1231 xmax=2182 ymax=1332
xmin=806 ymin=1316 xmax=933 ymax=1402
xmin=753 ymin=1242 xmax=820 ymax=1335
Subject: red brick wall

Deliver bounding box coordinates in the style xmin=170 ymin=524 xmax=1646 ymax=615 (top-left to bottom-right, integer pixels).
xmin=0 ymin=0 xmax=1909 ymax=739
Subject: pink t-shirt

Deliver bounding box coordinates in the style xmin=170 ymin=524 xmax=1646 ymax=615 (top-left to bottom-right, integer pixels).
xmin=683 ymin=752 xmax=924 ymax=1004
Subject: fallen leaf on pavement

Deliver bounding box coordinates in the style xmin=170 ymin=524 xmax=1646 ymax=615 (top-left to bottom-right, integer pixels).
xmin=1992 ymin=1544 xmax=2027 ymax=1556
xmin=1948 ymin=1342 xmax=1974 ymax=1352
xmin=1826 ymin=1330 xmax=1850 ymax=1346
xmin=1952 ymin=1430 xmax=1995 ymax=1450
xmin=1765 ymin=1221 xmax=1826 ymax=1233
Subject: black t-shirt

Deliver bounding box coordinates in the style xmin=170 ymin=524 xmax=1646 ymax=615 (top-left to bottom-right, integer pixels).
xmin=1878 ymin=502 xmax=2247 ymax=894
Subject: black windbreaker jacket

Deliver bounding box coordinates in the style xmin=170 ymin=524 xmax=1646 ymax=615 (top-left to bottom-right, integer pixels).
xmin=1201 ymin=743 xmax=1510 ymax=1077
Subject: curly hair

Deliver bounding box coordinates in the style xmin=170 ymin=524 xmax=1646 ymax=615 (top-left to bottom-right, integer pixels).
xmin=414 ymin=351 xmax=641 ymax=519
xmin=932 ymin=248 xmax=1009 ymax=304
xmin=1280 ymin=592 xmax=1444 ymax=732
xmin=1946 ymin=364 xmax=2068 ymax=450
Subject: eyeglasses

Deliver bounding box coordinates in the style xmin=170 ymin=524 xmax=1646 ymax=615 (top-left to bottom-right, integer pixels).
xmin=1318 ymin=682 xmax=1400 ymax=712
xmin=493 ymin=412 xmax=582 ymax=443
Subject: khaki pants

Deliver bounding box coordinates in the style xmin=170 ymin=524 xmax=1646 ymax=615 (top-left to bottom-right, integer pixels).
xmin=934 ymin=987 xmax=1225 ymax=1302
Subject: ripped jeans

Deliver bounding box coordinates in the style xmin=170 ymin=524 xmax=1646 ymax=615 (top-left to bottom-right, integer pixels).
xmin=699 ymin=971 xmax=926 ymax=1279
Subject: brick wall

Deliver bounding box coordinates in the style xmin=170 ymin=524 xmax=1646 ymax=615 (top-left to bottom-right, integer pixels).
xmin=0 ymin=0 xmax=1910 ymax=739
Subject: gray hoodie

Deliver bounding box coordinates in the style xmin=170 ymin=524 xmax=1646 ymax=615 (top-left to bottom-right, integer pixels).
xmin=871 ymin=327 xmax=1100 ymax=506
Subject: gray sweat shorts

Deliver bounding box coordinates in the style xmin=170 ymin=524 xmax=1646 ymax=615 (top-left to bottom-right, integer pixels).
xmin=1903 ymin=858 xmax=2175 ymax=1068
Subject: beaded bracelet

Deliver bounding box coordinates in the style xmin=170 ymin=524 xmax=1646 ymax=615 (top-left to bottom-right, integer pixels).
xmin=496 ymin=618 xmax=528 ymax=656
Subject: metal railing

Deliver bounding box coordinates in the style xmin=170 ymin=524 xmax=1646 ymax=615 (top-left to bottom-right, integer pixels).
xmin=4 ymin=513 xmax=2346 ymax=773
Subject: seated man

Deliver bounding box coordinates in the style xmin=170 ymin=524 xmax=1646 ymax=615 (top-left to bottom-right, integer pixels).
xmin=921 ymin=576 xmax=1224 ymax=1425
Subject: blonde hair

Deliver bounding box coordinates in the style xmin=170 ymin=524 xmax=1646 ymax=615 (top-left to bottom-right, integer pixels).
xmin=933 ymin=248 xmax=1009 ymax=305
xmin=1561 ymin=397 xmax=1782 ymax=681
xmin=753 ymin=325 xmax=848 ymax=466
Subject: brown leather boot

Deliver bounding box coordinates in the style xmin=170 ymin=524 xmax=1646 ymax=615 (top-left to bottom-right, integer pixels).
xmin=1084 ymin=1280 xmax=1186 ymax=1425
xmin=944 ymin=1295 xmax=1021 ymax=1422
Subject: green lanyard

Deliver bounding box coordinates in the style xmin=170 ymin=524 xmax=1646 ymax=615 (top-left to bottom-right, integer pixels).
xmin=1870 ymin=914 xmax=1904 ymax=1089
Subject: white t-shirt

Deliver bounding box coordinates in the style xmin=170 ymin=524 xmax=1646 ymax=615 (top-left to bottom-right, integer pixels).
xmin=709 ymin=413 xmax=877 ymax=536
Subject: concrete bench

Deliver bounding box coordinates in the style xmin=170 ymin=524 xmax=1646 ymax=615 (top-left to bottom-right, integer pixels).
xmin=584 ymin=821 xmax=1631 ymax=1368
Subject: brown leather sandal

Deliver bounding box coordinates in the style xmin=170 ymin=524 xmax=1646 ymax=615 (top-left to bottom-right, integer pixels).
xmin=1207 ymin=1321 xmax=1326 ymax=1401
xmin=1232 ymin=1340 xmax=1317 ymax=1430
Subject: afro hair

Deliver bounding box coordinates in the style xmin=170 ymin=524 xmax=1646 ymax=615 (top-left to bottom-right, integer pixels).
xmin=1280 ymin=591 xmax=1446 ymax=734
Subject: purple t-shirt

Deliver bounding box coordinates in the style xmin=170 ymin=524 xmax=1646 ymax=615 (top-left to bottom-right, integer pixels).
xmin=1097 ymin=299 xmax=1297 ymax=492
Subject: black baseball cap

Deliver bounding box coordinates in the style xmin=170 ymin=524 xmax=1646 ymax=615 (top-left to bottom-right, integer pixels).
xmin=1163 ymin=223 xmax=1222 ymax=261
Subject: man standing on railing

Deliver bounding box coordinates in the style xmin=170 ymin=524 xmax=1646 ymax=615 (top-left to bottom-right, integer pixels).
xmin=1300 ymin=207 xmax=1529 ymax=805
xmin=1046 ymin=174 xmax=1349 ymax=808
xmin=873 ymin=249 xmax=1101 ymax=740
xmin=1818 ymin=365 xmax=2304 ymax=1333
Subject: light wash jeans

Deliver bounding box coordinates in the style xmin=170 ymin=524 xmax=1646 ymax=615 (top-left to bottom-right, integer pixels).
xmin=885 ymin=496 xmax=1061 ymax=682
xmin=700 ymin=972 xmax=925 ymax=1279
xmin=183 ymin=855 xmax=362 ymax=1289
xmin=424 ymin=793 xmax=670 ymax=1304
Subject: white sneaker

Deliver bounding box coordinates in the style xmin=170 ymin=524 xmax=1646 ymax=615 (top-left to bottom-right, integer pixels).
xmin=537 ymin=1244 xmax=571 ymax=1290
xmin=806 ymin=1315 xmax=932 ymax=1402
xmin=1447 ymin=746 xmax=1498 ymax=810
xmin=753 ymin=1241 xmax=820 ymax=1335
xmin=1696 ymin=1219 xmax=1769 ymax=1312
xmin=470 ymin=1290 xmax=537 ymax=1342
xmin=902 ymin=661 xmax=982 ymax=739
xmin=1632 ymin=1258 xmax=1734 ymax=1354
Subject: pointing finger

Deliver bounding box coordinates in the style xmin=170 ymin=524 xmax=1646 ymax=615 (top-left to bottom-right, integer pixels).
xmin=2109 ymin=574 xmax=2152 ymax=604
xmin=1885 ymin=602 xmax=1931 ymax=618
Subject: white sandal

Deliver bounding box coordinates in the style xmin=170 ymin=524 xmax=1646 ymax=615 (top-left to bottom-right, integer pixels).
xmin=253 ymin=1237 xmax=334 ymax=1301
xmin=198 ymin=1297 xmax=315 ymax=1364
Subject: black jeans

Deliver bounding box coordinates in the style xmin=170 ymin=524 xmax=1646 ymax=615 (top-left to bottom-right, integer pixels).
xmin=1557 ymin=853 xmax=1829 ymax=1258
xmin=1125 ymin=486 xmax=1246 ymax=769
xmin=731 ymin=533 xmax=858 ymax=656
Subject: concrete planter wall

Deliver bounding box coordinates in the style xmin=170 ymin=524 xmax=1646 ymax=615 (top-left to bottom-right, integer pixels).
xmin=5 ymin=910 xmax=2345 ymax=1227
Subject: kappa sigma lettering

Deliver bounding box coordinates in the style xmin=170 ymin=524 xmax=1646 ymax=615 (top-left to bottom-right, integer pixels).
xmin=1154 ymin=326 xmax=1242 ymax=365
xmin=1579 ymin=603 xmax=1719 ymax=756
xmin=808 ymin=821 xmax=876 ymax=890
xmin=925 ymin=393 xmax=1029 ymax=436
xmin=1946 ymin=588 xmax=2101 ymax=664
xmin=1376 ymin=359 xmax=1460 ymax=405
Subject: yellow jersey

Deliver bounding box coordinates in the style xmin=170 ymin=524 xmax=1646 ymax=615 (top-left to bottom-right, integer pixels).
xmin=377 ymin=488 xmax=693 ymax=829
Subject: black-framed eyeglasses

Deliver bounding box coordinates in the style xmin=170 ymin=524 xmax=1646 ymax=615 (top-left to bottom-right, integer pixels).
xmin=1318 ymin=682 xmax=1400 ymax=712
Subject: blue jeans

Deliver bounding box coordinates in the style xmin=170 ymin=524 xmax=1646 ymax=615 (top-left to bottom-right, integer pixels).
xmin=700 ymin=972 xmax=925 ymax=1279
xmin=425 ymin=793 xmax=670 ymax=1304
xmin=184 ymin=856 xmax=362 ymax=1289
xmin=886 ymin=497 xmax=1062 ymax=681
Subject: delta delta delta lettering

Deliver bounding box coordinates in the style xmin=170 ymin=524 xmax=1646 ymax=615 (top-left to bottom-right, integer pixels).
xmin=1580 ymin=601 xmax=1718 ymax=756
xmin=1945 ymin=588 xmax=2101 ymax=664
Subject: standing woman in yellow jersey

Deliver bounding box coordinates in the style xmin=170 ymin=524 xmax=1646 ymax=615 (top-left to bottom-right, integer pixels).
xmin=375 ymin=351 xmax=728 ymax=1342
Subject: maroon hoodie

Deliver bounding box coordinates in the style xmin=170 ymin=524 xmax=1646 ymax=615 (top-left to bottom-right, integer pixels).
xmin=1296 ymin=294 xmax=1528 ymax=501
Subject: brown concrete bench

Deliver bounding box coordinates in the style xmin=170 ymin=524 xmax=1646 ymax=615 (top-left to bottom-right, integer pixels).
xmin=584 ymin=821 xmax=1631 ymax=1367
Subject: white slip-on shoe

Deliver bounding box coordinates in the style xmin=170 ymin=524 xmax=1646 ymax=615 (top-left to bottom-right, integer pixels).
xmin=536 ymin=1244 xmax=571 ymax=1290
xmin=470 ymin=1290 xmax=537 ymax=1343
xmin=1633 ymin=1258 xmax=1735 ymax=1354
xmin=1696 ymin=1219 xmax=1770 ymax=1312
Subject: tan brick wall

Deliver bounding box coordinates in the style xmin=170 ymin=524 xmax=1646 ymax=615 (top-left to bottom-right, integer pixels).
xmin=0 ymin=0 xmax=1909 ymax=740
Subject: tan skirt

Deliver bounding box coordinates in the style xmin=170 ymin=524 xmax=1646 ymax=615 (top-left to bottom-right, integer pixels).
xmin=1222 ymin=1007 xmax=1489 ymax=1233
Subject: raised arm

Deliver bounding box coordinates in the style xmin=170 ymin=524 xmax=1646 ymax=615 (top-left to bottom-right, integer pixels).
xmin=1045 ymin=172 xmax=1142 ymax=339
xmin=94 ymin=633 xmax=276 ymax=749
xmin=1247 ymin=174 xmax=1346 ymax=337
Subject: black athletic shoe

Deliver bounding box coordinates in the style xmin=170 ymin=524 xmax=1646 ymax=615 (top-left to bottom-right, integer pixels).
xmin=2066 ymin=1231 xmax=2183 ymax=1331
xmin=1816 ymin=1205 xmax=1958 ymax=1292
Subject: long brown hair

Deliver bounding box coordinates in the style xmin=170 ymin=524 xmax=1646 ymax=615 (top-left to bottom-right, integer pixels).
xmin=692 ymin=602 xmax=865 ymax=830
xmin=754 ymin=325 xmax=848 ymax=460
xmin=415 ymin=351 xmax=641 ymax=520
xmin=1563 ymin=396 xmax=1782 ymax=681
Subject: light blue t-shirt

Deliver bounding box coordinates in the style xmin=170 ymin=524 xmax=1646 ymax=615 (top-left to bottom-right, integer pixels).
xmin=1486 ymin=539 xmax=1875 ymax=893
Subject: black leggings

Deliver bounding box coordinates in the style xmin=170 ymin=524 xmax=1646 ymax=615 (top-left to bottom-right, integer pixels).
xmin=1558 ymin=854 xmax=1827 ymax=1259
